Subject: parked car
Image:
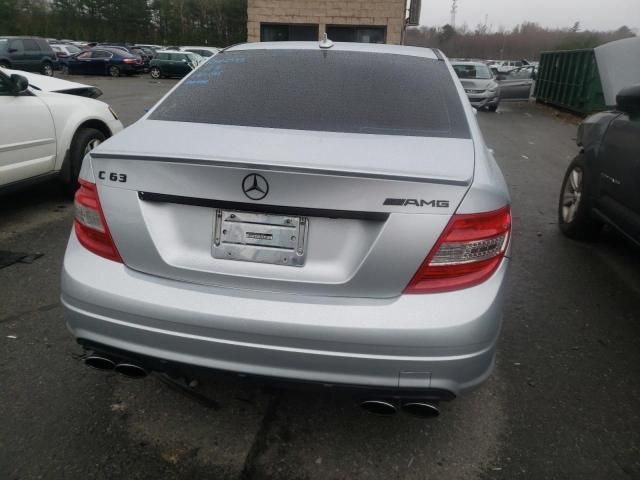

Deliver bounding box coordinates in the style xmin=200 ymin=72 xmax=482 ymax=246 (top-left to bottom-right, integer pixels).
xmin=135 ymin=44 xmax=164 ymax=51
xmin=149 ymin=51 xmax=200 ymax=79
xmin=98 ymin=44 xmax=153 ymax=68
xmin=0 ymin=68 xmax=122 ymax=194
xmin=496 ymin=66 xmax=537 ymax=101
xmin=2 ymin=67 xmax=103 ymax=98
xmin=62 ymin=42 xmax=511 ymax=417
xmin=0 ymin=36 xmax=58 ymax=76
xmin=50 ymin=43 xmax=83 ymax=60
xmin=558 ymin=83 xmax=640 ymax=245
xmin=181 ymin=46 xmax=219 ymax=58
xmin=451 ymin=61 xmax=501 ymax=111
xmin=491 ymin=59 xmax=529 ymax=73
xmin=62 ymin=48 xmax=144 ymax=77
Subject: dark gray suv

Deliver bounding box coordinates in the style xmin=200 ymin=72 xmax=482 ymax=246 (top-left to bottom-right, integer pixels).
xmin=0 ymin=36 xmax=58 ymax=76
xmin=559 ymin=83 xmax=640 ymax=245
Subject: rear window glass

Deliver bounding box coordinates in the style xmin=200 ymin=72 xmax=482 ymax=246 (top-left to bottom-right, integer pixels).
xmin=150 ymin=49 xmax=470 ymax=138
xmin=453 ymin=64 xmax=492 ymax=80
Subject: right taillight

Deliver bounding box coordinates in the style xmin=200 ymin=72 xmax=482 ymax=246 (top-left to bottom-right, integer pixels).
xmin=74 ymin=179 xmax=122 ymax=263
xmin=405 ymin=206 xmax=511 ymax=294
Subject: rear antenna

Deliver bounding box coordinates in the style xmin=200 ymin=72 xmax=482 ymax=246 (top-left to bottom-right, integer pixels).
xmin=319 ymin=33 xmax=334 ymax=49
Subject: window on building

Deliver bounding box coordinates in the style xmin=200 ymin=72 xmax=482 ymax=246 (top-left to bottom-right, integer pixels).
xmin=326 ymin=26 xmax=386 ymax=44
xmin=261 ymin=23 xmax=319 ymax=42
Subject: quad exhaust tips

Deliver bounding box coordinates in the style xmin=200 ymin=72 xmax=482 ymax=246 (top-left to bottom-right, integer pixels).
xmin=360 ymin=399 xmax=440 ymax=418
xmin=360 ymin=400 xmax=398 ymax=415
xmin=401 ymin=401 xmax=440 ymax=418
xmin=84 ymin=354 xmax=116 ymax=371
xmin=114 ymin=363 xmax=148 ymax=379
xmin=84 ymin=353 xmax=148 ymax=379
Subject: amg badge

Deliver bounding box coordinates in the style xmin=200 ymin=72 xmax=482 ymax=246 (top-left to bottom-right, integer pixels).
xmin=384 ymin=198 xmax=450 ymax=208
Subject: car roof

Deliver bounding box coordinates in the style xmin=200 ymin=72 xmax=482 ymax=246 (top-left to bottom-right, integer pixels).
xmin=450 ymin=61 xmax=488 ymax=66
xmin=156 ymin=50 xmax=191 ymax=54
xmin=92 ymin=47 xmax=132 ymax=55
xmin=182 ymin=46 xmax=218 ymax=50
xmin=226 ymin=42 xmax=439 ymax=60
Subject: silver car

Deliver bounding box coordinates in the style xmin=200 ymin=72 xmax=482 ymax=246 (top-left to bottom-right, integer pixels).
xmin=61 ymin=42 xmax=511 ymax=417
xmin=452 ymin=61 xmax=501 ymax=111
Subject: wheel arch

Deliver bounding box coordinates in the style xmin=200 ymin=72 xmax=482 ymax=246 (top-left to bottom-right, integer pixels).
xmin=59 ymin=119 xmax=113 ymax=183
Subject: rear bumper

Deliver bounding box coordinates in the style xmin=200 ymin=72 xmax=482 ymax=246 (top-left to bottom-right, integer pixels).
xmin=61 ymin=232 xmax=509 ymax=396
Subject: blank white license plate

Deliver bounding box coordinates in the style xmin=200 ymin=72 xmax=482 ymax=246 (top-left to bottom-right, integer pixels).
xmin=212 ymin=209 xmax=308 ymax=266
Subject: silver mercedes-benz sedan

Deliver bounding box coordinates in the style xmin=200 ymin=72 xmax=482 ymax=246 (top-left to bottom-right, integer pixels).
xmin=61 ymin=41 xmax=511 ymax=417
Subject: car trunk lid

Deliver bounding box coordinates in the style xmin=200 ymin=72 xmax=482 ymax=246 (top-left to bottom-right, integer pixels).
xmin=89 ymin=120 xmax=475 ymax=299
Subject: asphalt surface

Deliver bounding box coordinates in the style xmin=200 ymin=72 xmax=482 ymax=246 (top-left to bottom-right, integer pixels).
xmin=1 ymin=75 xmax=638 ymax=480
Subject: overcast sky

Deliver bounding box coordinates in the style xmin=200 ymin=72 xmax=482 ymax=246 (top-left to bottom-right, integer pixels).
xmin=419 ymin=0 xmax=640 ymax=32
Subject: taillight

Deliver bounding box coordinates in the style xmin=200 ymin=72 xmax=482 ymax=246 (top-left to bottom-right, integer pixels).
xmin=74 ymin=179 xmax=122 ymax=263
xmin=123 ymin=58 xmax=137 ymax=64
xmin=405 ymin=206 xmax=511 ymax=294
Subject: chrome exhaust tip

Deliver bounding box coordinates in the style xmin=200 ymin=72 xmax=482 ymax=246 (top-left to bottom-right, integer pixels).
xmin=401 ymin=401 xmax=440 ymax=418
xmin=84 ymin=355 xmax=116 ymax=371
xmin=114 ymin=363 xmax=148 ymax=379
xmin=360 ymin=400 xmax=397 ymax=416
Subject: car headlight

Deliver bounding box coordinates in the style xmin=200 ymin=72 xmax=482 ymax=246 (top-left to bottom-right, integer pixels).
xmin=108 ymin=106 xmax=119 ymax=120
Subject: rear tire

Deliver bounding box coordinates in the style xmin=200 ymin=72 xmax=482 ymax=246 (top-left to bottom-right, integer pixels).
xmin=150 ymin=67 xmax=162 ymax=79
xmin=65 ymin=128 xmax=106 ymax=195
xmin=558 ymin=154 xmax=602 ymax=240
xmin=108 ymin=65 xmax=120 ymax=77
xmin=41 ymin=61 xmax=54 ymax=76
xmin=487 ymin=104 xmax=498 ymax=112
xmin=0 ymin=60 xmax=10 ymax=69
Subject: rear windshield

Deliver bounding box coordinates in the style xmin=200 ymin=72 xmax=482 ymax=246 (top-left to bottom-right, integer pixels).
xmin=150 ymin=49 xmax=470 ymax=138
xmin=453 ymin=64 xmax=493 ymax=80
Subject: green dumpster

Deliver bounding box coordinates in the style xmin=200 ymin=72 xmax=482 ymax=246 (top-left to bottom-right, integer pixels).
xmin=535 ymin=48 xmax=606 ymax=115
xmin=535 ymin=37 xmax=640 ymax=115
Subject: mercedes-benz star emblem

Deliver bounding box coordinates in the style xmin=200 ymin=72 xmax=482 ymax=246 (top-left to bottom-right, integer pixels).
xmin=242 ymin=174 xmax=269 ymax=201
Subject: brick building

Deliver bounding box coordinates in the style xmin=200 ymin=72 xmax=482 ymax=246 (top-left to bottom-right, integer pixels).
xmin=247 ymin=0 xmax=416 ymax=45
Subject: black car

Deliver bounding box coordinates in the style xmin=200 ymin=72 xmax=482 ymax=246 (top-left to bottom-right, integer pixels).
xmin=0 ymin=36 xmax=58 ymax=76
xmin=99 ymin=44 xmax=152 ymax=68
xmin=62 ymin=48 xmax=143 ymax=77
xmin=559 ymin=83 xmax=640 ymax=245
xmin=149 ymin=51 xmax=200 ymax=79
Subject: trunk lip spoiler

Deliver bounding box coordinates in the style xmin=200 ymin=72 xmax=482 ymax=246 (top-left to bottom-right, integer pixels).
xmin=90 ymin=152 xmax=472 ymax=187
xmin=138 ymin=191 xmax=390 ymax=222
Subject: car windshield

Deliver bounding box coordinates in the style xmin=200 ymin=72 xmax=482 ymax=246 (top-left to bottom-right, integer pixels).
xmin=151 ymin=49 xmax=470 ymax=138
xmin=453 ymin=64 xmax=493 ymax=80
xmin=67 ymin=45 xmax=81 ymax=54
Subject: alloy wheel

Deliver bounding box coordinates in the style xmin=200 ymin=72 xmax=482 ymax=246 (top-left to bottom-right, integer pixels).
xmin=561 ymin=166 xmax=583 ymax=223
xmin=84 ymin=138 xmax=102 ymax=155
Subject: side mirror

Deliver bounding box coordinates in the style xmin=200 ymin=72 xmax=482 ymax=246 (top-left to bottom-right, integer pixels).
xmin=616 ymin=84 xmax=640 ymax=115
xmin=10 ymin=74 xmax=29 ymax=94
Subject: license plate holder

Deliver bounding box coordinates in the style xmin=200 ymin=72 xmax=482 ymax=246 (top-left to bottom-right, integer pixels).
xmin=212 ymin=209 xmax=308 ymax=267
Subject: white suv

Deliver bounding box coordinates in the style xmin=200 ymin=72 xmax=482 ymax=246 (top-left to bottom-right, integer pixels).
xmin=0 ymin=68 xmax=123 ymax=193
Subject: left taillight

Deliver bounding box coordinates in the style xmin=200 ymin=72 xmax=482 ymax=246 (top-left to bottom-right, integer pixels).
xmin=74 ymin=179 xmax=122 ymax=263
